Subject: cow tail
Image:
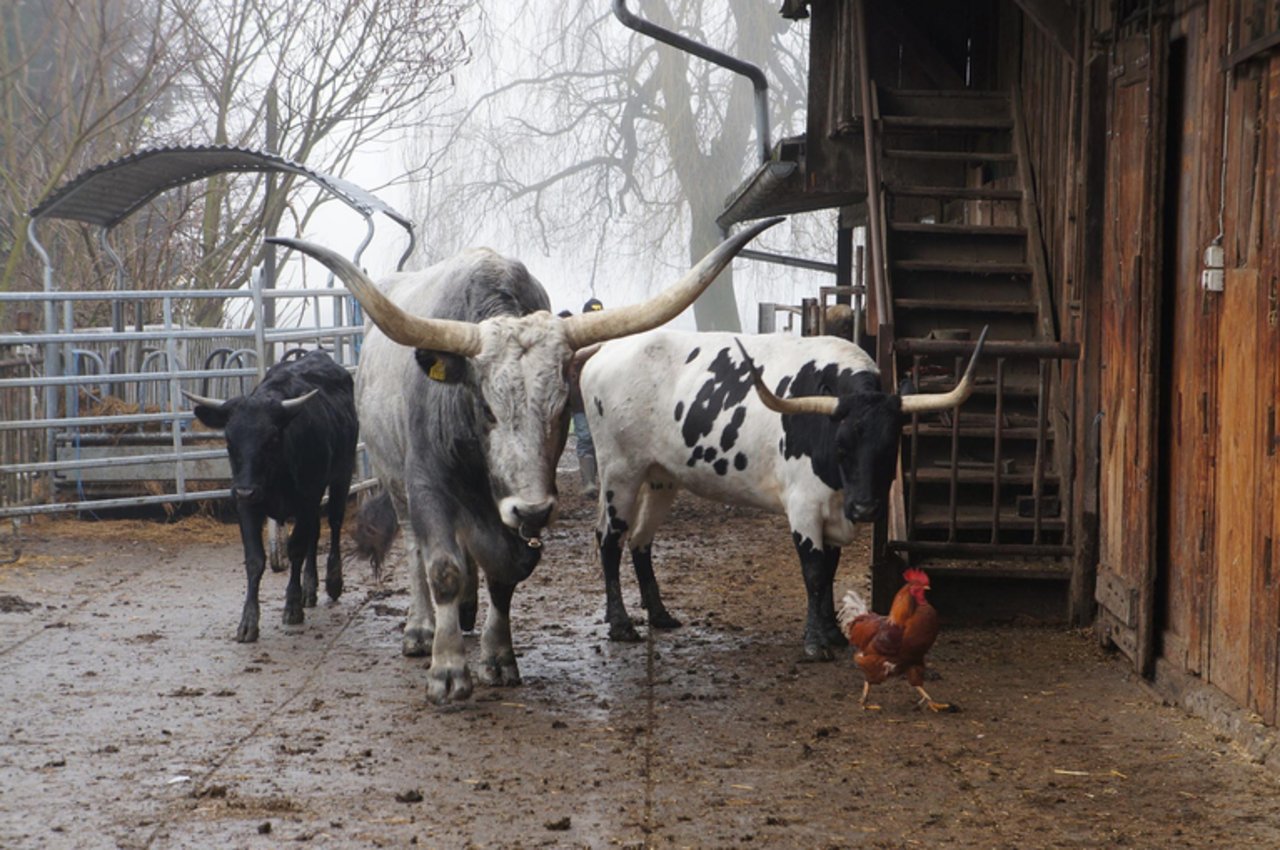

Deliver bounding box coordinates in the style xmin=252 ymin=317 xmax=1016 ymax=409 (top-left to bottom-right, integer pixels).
xmin=352 ymin=487 xmax=398 ymax=582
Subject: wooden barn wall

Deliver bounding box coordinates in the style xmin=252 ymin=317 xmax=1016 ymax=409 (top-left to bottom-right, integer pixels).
xmin=1074 ymin=0 xmax=1280 ymax=723
xmin=1015 ymin=22 xmax=1078 ymax=338
xmin=1010 ymin=7 xmax=1089 ymax=618
xmin=1208 ymin=0 xmax=1280 ymax=721
xmin=1157 ymin=0 xmax=1280 ymax=725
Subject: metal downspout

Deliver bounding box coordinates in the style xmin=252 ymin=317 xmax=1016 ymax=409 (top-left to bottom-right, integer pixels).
xmin=612 ymin=0 xmax=771 ymax=167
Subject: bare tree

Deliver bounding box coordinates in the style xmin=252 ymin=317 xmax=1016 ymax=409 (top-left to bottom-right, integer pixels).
xmin=165 ymin=0 xmax=469 ymax=325
xmin=2 ymin=0 xmax=469 ymax=332
xmin=0 ymin=0 xmax=190 ymax=314
xmin=413 ymin=0 xmax=810 ymax=331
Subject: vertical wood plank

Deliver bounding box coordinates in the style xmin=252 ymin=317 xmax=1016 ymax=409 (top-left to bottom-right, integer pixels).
xmin=1212 ymin=268 xmax=1260 ymax=705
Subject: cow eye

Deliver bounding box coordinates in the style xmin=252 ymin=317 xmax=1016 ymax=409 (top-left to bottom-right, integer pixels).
xmin=480 ymin=399 xmax=497 ymax=425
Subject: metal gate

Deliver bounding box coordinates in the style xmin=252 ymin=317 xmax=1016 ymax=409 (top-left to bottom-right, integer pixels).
xmin=0 ymin=145 xmax=414 ymax=522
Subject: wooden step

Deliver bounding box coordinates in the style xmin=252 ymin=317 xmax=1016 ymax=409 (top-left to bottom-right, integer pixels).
xmin=906 ymin=423 xmax=1053 ymax=441
xmin=888 ymin=184 xmax=1023 ymax=201
xmin=894 ymin=297 xmax=1037 ymax=314
xmin=914 ymin=380 xmax=1045 ymax=400
xmin=881 ymin=115 xmax=1014 ymax=132
xmin=883 ymin=149 xmax=1017 ymax=164
xmin=885 ymin=88 xmax=1011 ymax=100
xmin=889 ymin=221 xmax=1026 ymax=238
xmin=894 ymin=258 xmax=1032 ymax=276
xmin=906 ymin=561 xmax=1071 ymax=581
xmin=908 ymin=467 xmax=1059 ymax=486
xmin=908 ymin=504 xmax=1066 ymax=533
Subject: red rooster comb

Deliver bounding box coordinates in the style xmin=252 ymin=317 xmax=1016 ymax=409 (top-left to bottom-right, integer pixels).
xmin=903 ymin=567 xmax=930 ymax=586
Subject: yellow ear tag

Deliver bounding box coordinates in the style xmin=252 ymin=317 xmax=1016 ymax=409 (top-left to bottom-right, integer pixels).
xmin=428 ymin=361 xmax=448 ymax=382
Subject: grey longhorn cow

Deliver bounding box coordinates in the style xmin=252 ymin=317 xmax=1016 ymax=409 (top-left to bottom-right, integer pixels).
xmin=580 ymin=325 xmax=985 ymax=659
xmin=267 ymin=217 xmax=780 ymax=703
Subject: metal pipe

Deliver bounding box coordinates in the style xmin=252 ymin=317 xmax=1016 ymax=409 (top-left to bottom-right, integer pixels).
xmin=737 ymin=248 xmax=837 ymax=275
xmin=852 ymin=0 xmax=892 ymax=370
xmin=26 ymin=218 xmax=60 ymax=504
xmin=1 ymin=324 xmax=365 ymax=348
xmin=0 ymin=287 xmax=361 ymax=302
xmin=97 ymin=228 xmax=127 ymax=334
xmin=613 ymin=0 xmax=771 ymax=164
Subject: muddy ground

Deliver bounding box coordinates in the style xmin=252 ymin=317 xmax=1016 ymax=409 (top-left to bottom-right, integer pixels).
xmin=2 ymin=468 xmax=1279 ymax=850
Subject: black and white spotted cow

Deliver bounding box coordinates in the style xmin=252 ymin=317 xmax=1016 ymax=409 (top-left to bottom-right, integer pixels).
xmin=580 ymin=327 xmax=985 ymax=660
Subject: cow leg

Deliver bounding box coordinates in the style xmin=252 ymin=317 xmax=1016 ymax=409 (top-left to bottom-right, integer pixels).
xmin=597 ymin=486 xmax=641 ymax=642
xmin=791 ymin=529 xmax=839 ymax=662
xmin=424 ymin=550 xmax=473 ymax=703
xmin=389 ymin=486 xmax=434 ymax=657
xmin=459 ymin=555 xmax=479 ymax=633
xmin=629 ymin=482 xmax=681 ymax=629
xmin=284 ymin=513 xmax=319 ymax=625
xmin=236 ymin=509 xmax=267 ymax=643
xmin=817 ymin=545 xmax=847 ymax=649
xmin=477 ymin=579 xmax=521 ymax=687
xmin=401 ymin=525 xmax=435 ymax=656
xmin=324 ymin=480 xmax=350 ymax=602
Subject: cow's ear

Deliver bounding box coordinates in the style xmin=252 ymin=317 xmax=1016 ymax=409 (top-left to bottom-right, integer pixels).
xmin=192 ymin=401 xmax=232 ymax=429
xmin=898 ymin=377 xmax=917 ymax=397
xmin=415 ymin=349 xmax=467 ymax=383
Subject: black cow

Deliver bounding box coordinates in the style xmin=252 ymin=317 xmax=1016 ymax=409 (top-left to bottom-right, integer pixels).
xmin=185 ymin=350 xmax=358 ymax=642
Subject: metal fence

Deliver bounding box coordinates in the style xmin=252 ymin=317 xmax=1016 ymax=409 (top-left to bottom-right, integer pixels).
xmin=0 ymin=277 xmax=371 ymax=520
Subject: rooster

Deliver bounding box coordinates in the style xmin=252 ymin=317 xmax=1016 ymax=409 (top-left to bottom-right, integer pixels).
xmin=838 ymin=568 xmax=952 ymax=712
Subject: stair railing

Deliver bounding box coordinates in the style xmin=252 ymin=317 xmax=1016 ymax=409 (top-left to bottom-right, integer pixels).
xmin=853 ymin=0 xmax=908 ymax=587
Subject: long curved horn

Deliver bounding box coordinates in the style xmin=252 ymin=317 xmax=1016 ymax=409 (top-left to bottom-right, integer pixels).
xmin=734 ymin=339 xmax=839 ymax=416
xmin=266 ymin=237 xmax=482 ymax=357
xmin=900 ymin=325 xmax=989 ymax=414
xmin=181 ymin=389 xmax=228 ymax=409
xmin=563 ymin=217 xmax=785 ymax=350
xmin=280 ymin=388 xmax=319 ymax=412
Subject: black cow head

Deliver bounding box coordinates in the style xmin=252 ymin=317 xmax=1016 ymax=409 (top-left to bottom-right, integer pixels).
xmin=827 ymin=373 xmax=914 ymax=522
xmin=185 ymin=389 xmax=317 ymax=505
xmin=735 ymin=326 xmax=987 ymax=523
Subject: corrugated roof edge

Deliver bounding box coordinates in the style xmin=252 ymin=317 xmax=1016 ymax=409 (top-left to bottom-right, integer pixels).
xmin=28 ymin=144 xmax=412 ymax=235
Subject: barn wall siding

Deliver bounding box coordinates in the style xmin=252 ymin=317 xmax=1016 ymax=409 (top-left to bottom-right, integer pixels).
xmin=1011 ymin=0 xmax=1280 ymax=723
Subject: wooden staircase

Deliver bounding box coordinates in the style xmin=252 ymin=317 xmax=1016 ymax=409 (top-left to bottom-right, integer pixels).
xmin=871 ymin=88 xmax=1078 ymax=593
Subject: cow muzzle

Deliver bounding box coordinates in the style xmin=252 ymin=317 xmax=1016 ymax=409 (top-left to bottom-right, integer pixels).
xmin=233 ymin=486 xmax=262 ymax=505
xmin=845 ymin=499 xmax=883 ymax=523
xmin=501 ymin=498 xmax=557 ymax=548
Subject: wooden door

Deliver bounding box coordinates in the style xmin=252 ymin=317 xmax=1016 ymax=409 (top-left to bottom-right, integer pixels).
xmin=1096 ymin=28 xmax=1167 ymax=673
xmin=1207 ymin=53 xmax=1280 ymax=719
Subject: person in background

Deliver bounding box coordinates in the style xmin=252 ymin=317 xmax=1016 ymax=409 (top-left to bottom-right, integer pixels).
xmin=566 ymin=298 xmax=603 ymax=498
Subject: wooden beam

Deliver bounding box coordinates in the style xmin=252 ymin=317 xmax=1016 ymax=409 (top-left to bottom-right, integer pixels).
xmin=1013 ymin=0 xmax=1078 ymax=63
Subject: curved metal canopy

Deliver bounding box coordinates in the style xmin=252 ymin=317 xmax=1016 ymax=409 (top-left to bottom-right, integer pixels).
xmin=28 ymin=145 xmax=414 ymax=262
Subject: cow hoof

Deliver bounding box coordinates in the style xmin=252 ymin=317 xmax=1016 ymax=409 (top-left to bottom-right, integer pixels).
xmin=820 ymin=624 xmax=848 ymax=648
xmin=478 ymin=655 xmax=522 ymax=687
xmin=648 ymin=610 xmax=683 ymax=630
xmin=303 ymin=590 xmax=318 ymax=609
xmin=283 ymin=605 xmax=305 ymax=627
xmin=798 ymin=643 xmax=836 ymax=663
xmin=427 ymin=666 xmax=473 ymax=703
xmin=326 ymin=576 xmax=344 ymax=602
xmin=236 ymin=623 xmax=260 ymax=643
xmin=402 ymin=628 xmax=433 ymax=657
xmin=608 ymin=621 xmax=644 ymax=643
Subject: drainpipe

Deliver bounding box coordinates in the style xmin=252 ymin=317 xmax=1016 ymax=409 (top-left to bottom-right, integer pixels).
xmin=612 ymin=0 xmax=771 ymax=166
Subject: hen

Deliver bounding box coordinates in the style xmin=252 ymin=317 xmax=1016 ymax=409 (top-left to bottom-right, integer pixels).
xmin=838 ymin=568 xmax=952 ymax=712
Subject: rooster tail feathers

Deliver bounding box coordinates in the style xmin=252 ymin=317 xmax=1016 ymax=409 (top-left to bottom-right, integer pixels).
xmin=837 ymin=589 xmax=869 ymax=635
